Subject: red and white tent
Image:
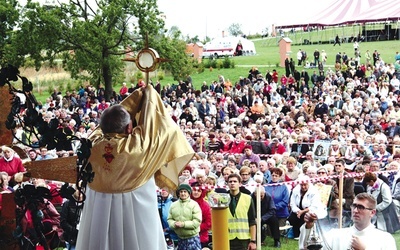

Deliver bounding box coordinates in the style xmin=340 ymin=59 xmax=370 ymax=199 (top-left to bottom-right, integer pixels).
xmin=276 ymin=0 xmax=400 ymax=28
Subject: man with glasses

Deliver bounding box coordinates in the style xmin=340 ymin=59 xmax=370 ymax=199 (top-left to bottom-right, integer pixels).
xmin=290 ymin=135 xmax=309 ymax=164
xmin=227 ymin=173 xmax=257 ymax=250
xmin=299 ymin=193 xmax=396 ymax=250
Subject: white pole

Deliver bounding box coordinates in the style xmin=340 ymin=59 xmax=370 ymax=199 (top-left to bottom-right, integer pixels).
xmin=256 ymin=184 xmax=261 ymax=250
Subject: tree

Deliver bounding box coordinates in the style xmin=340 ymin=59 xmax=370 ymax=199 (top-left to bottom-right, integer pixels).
xmin=228 ymin=23 xmax=243 ymax=37
xmin=8 ymin=0 xmax=164 ymax=100
xmin=156 ymin=27 xmax=194 ymax=81
xmin=0 ymin=0 xmax=21 ymax=66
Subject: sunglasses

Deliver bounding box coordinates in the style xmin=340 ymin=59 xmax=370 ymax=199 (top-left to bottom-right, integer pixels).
xmin=350 ymin=203 xmax=374 ymax=211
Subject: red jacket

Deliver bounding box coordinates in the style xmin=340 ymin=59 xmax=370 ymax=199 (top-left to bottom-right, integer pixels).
xmin=270 ymin=143 xmax=286 ymax=154
xmin=191 ymin=188 xmax=212 ymax=244
xmin=229 ymin=141 xmax=246 ymax=154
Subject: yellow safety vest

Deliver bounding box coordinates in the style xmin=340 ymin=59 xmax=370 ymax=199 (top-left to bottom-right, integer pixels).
xmin=228 ymin=194 xmax=251 ymax=240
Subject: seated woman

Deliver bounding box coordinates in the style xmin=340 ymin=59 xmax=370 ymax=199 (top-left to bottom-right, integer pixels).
xmin=288 ymin=176 xmax=326 ymax=238
xmin=252 ymin=187 xmax=281 ymax=247
xmin=365 ymin=172 xmax=400 ymax=233
xmin=0 ymin=171 xmax=14 ymax=193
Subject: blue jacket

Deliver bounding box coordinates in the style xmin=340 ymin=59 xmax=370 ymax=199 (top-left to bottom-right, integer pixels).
xmin=158 ymin=195 xmax=178 ymax=240
xmin=265 ymin=182 xmax=290 ymax=218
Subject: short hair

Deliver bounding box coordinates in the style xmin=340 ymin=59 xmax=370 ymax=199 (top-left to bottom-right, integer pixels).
xmin=100 ymin=104 xmax=131 ymax=133
xmin=354 ymin=165 xmax=365 ymax=173
xmin=239 ymin=166 xmax=251 ymax=175
xmin=335 ymin=159 xmax=345 ymax=166
xmin=365 ymin=169 xmax=377 ymax=180
xmin=228 ymin=173 xmax=242 ymax=183
xmin=249 ymin=161 xmax=258 ymax=167
xmin=287 ymin=156 xmax=297 ymax=164
xmin=270 ymin=167 xmax=283 ymax=177
xmin=355 ymin=193 xmax=377 ymax=209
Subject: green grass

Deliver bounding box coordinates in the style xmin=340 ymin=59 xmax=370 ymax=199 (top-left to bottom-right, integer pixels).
xmin=171 ymin=39 xmax=399 ymax=90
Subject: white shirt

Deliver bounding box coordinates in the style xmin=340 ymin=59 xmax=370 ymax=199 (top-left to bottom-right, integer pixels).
xmin=300 ymin=224 xmax=396 ymax=250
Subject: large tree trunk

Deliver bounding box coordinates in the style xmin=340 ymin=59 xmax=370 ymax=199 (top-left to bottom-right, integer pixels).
xmin=102 ymin=60 xmax=113 ymax=102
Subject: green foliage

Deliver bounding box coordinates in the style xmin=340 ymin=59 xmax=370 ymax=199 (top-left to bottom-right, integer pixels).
xmin=47 ymin=84 xmax=55 ymax=95
xmin=135 ymin=71 xmax=144 ymax=82
xmin=228 ymin=23 xmax=243 ymax=36
xmin=197 ymin=64 xmax=205 ymax=73
xmin=58 ymin=83 xmax=64 ymax=93
xmin=9 ymin=0 xmax=164 ymax=101
xmin=157 ymin=70 xmax=165 ymax=81
xmin=66 ymin=82 xmax=72 ymax=92
xmin=223 ymin=56 xmax=233 ymax=68
xmin=0 ymin=0 xmax=21 ymax=65
xmin=216 ymin=59 xmax=223 ymax=69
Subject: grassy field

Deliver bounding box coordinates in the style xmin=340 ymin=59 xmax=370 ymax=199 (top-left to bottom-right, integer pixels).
xmin=24 ymin=31 xmax=399 ymax=103
xmin=154 ymin=36 xmax=398 ymax=90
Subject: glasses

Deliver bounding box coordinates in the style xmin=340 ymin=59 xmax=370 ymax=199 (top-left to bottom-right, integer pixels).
xmin=350 ymin=203 xmax=374 ymax=211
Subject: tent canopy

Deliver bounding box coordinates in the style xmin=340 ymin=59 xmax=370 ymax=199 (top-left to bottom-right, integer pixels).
xmin=276 ymin=0 xmax=400 ymax=29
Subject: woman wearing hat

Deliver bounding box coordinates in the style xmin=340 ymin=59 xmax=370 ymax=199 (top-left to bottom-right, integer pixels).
xmin=168 ymin=184 xmax=202 ymax=250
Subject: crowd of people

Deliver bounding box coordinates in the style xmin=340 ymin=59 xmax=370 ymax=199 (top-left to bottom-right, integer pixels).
xmin=1 ymin=44 xmax=400 ymax=249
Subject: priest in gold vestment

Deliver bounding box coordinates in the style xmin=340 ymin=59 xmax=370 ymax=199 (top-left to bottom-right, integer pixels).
xmin=76 ymin=84 xmax=194 ymax=250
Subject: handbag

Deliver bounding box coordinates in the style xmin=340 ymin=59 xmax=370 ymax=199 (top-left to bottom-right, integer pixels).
xmin=377 ymin=184 xmax=400 ymax=234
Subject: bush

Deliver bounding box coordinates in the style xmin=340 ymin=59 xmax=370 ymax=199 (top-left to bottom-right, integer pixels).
xmin=202 ymin=59 xmax=211 ymax=68
xmin=216 ymin=60 xmax=223 ymax=69
xmin=47 ymin=84 xmax=55 ymax=95
xmin=157 ymin=70 xmax=165 ymax=81
xmin=197 ymin=63 xmax=205 ymax=73
xmin=223 ymin=57 xmax=233 ymax=68
xmin=230 ymin=59 xmax=235 ymax=68
xmin=210 ymin=59 xmax=217 ymax=69
xmin=135 ymin=71 xmax=144 ymax=81
xmin=66 ymin=82 xmax=72 ymax=92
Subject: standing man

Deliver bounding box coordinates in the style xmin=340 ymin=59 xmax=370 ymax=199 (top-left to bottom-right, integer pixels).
xmin=333 ymin=159 xmax=355 ymax=211
xmin=313 ymin=49 xmax=320 ymax=67
xmin=333 ymin=34 xmax=341 ymax=46
xmin=297 ymin=49 xmax=303 ymax=66
xmin=227 ymin=173 xmax=257 ymax=250
xmin=300 ymin=193 xmax=396 ymax=250
xmin=365 ymin=49 xmax=372 ymax=65
xmin=76 ymin=84 xmax=194 ymax=250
